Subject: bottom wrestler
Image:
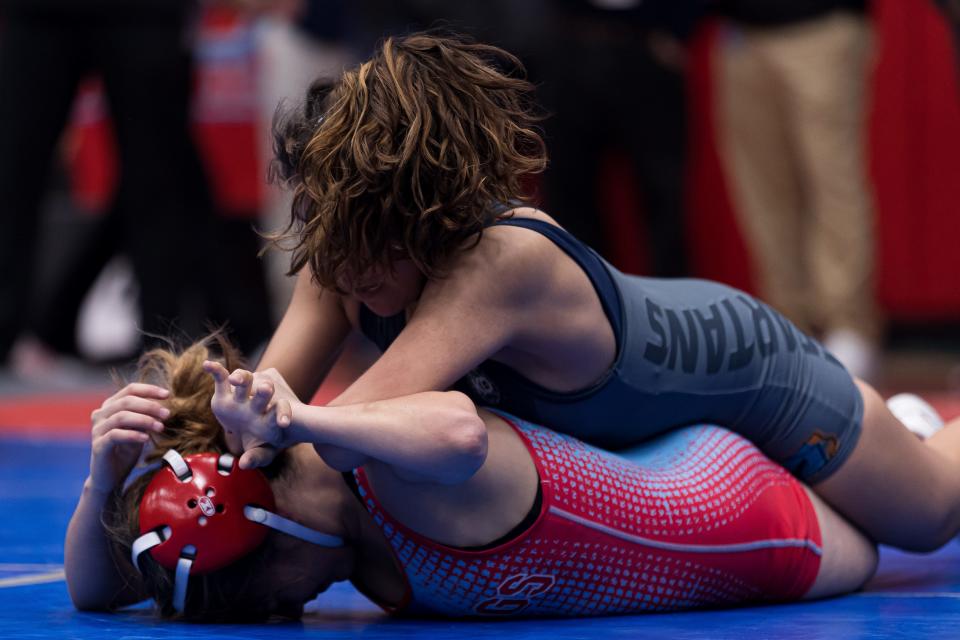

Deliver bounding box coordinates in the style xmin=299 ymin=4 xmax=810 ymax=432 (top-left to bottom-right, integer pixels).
xmin=65 ymin=338 xmax=876 ymax=620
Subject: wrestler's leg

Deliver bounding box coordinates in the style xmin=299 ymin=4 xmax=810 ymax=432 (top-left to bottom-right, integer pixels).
xmin=813 ymin=380 xmax=960 ymax=551
xmin=802 ymin=486 xmax=877 ymax=600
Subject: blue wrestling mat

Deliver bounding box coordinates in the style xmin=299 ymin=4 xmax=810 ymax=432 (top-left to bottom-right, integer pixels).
xmin=3 ymin=434 xmax=960 ymax=640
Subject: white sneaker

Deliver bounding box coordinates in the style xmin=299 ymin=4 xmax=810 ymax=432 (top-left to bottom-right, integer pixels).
xmin=823 ymin=328 xmax=878 ymax=381
xmin=887 ymin=393 xmax=945 ymax=440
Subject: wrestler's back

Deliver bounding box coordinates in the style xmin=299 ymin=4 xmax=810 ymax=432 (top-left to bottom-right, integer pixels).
xmin=350 ymin=413 xmax=826 ymax=617
xmin=356 ymin=212 xmax=864 ymax=482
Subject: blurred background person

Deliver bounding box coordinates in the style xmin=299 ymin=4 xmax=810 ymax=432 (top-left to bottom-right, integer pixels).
xmin=0 ymin=0 xmax=271 ymax=375
xmin=240 ymin=0 xmax=356 ymax=316
xmin=539 ymin=0 xmax=705 ymax=278
xmin=713 ymin=0 xmax=880 ymax=379
xmin=1 ymin=0 xmax=956 ymax=397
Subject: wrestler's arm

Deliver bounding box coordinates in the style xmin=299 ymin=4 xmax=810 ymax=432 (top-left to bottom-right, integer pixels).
xmin=287 ymin=397 xmax=538 ymax=549
xmin=65 ymin=483 xmax=147 ymax=611
xmin=256 ymin=268 xmax=352 ymax=402
xmin=208 ymin=372 xmax=533 ymax=545
xmin=242 ymin=238 xmax=543 ymax=470
xmin=207 ymin=362 xmax=488 ymax=484
xmin=286 ymin=391 xmax=488 ymax=483
xmin=64 ymin=384 xmax=165 ymax=611
xmin=329 ymin=232 xmax=546 ymax=407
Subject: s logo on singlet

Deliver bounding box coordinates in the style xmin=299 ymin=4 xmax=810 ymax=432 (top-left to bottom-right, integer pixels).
xmin=475 ymin=574 xmax=555 ymax=615
xmin=466 ymin=369 xmax=500 ymax=404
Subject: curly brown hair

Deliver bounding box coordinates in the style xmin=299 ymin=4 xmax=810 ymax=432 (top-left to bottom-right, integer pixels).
xmin=102 ymin=336 xmax=294 ymax=621
xmin=269 ymin=31 xmax=547 ymax=291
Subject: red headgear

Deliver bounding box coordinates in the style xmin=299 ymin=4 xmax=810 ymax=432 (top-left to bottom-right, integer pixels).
xmin=138 ymin=451 xmax=274 ymax=573
xmin=131 ymin=450 xmax=343 ymax=613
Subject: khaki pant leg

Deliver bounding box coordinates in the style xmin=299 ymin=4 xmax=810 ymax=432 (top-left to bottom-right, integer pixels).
xmin=715 ymin=24 xmax=812 ymax=332
xmin=765 ymin=12 xmax=880 ymax=341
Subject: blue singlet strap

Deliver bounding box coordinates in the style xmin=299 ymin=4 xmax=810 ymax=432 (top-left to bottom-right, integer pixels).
xmin=491 ymin=218 xmax=623 ymax=341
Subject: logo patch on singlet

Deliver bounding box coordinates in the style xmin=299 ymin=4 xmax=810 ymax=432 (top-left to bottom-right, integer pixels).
xmin=783 ymin=430 xmax=840 ymax=479
xmin=474 ymin=574 xmax=556 ymax=615
xmin=466 ymin=368 xmax=500 ymax=404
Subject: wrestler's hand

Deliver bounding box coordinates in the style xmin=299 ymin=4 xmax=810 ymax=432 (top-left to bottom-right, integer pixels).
xmin=204 ymin=361 xmax=295 ymax=469
xmin=248 ymin=368 xmax=297 ymax=421
xmin=251 ymin=368 xmax=364 ymax=471
xmin=88 ymin=383 xmax=169 ymax=495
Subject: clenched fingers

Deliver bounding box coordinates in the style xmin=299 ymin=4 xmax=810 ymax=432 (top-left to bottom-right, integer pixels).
xmin=203 ymin=360 xmax=232 ymax=398
xmin=108 ymin=382 xmax=170 ymax=403
xmin=93 ymin=427 xmax=153 ymax=453
xmin=92 ymin=395 xmax=170 ymax=428
xmin=92 ymin=410 xmax=165 ymax=437
xmin=249 ymin=381 xmax=274 ymax=414
xmin=230 ymin=369 xmax=254 ymax=403
xmin=275 ymin=397 xmax=292 ymax=428
xmin=92 ymin=383 xmax=169 ymax=423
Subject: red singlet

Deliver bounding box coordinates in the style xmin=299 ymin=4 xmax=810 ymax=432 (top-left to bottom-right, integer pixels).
xmin=352 ymin=412 xmax=822 ymax=617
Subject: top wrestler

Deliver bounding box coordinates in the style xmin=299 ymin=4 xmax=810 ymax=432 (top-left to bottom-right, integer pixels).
xmin=253 ymin=31 xmax=960 ymax=553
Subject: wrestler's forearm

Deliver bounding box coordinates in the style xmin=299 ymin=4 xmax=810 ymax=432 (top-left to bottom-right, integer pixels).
xmin=64 ymin=481 xmax=145 ymax=611
xmin=257 ymin=269 xmax=351 ymax=401
xmin=288 ymin=391 xmax=488 ymax=484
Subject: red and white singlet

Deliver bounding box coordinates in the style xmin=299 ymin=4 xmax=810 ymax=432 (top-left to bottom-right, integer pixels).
xmin=352 ymin=412 xmax=822 ymax=617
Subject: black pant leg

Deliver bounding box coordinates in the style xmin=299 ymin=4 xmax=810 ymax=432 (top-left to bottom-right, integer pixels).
xmin=95 ymin=14 xmax=213 ymax=344
xmin=31 ymin=205 xmax=122 ymax=356
xmin=205 ymin=216 xmax=272 ymax=354
xmin=540 ymin=40 xmax=612 ymax=253
xmin=0 ymin=16 xmax=84 ymax=361
xmin=97 ymin=14 xmax=270 ymax=353
xmin=620 ymin=47 xmax=689 ymax=278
